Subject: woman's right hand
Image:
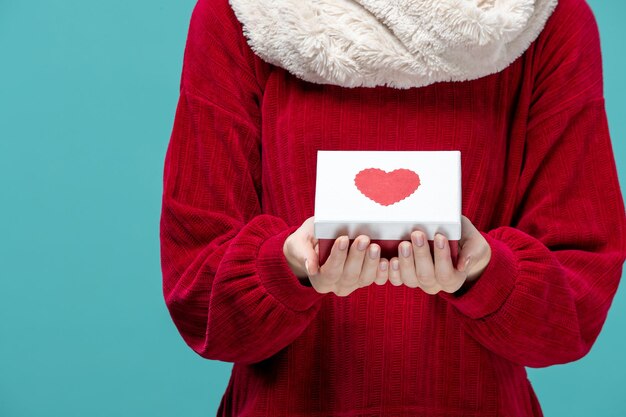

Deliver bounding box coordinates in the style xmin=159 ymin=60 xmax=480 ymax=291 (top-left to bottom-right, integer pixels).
xmin=283 ymin=216 xmax=389 ymax=296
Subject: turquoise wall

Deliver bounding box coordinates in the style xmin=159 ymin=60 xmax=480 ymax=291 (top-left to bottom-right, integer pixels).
xmin=0 ymin=1 xmax=624 ymax=416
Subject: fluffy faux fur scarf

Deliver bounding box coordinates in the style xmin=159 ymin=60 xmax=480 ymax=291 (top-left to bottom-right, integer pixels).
xmin=228 ymin=0 xmax=558 ymax=89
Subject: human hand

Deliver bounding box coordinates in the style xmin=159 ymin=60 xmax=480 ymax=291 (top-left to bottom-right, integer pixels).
xmin=388 ymin=215 xmax=491 ymax=294
xmin=283 ymin=216 xmax=389 ymax=296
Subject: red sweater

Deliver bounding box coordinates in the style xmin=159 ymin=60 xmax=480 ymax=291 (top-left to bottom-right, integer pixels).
xmin=160 ymin=0 xmax=626 ymax=415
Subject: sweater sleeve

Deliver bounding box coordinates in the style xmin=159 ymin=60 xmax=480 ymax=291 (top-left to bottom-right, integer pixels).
xmin=439 ymin=0 xmax=626 ymax=368
xmin=160 ymin=0 xmax=325 ymax=365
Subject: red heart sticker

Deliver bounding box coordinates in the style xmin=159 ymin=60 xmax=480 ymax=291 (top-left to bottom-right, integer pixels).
xmin=354 ymin=168 xmax=421 ymax=206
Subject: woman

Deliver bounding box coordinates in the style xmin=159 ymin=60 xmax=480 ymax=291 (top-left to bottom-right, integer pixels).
xmin=160 ymin=0 xmax=626 ymax=415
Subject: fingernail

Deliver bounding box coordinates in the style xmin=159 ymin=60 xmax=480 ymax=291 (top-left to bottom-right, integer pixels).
xmin=412 ymin=232 xmax=425 ymax=247
xmin=391 ymin=259 xmax=399 ymax=271
xmin=358 ymin=238 xmax=369 ymax=251
xmin=369 ymin=245 xmax=379 ymax=259
xmin=379 ymin=261 xmax=388 ymax=271
xmin=338 ymin=237 xmax=348 ymax=251
xmin=436 ymin=234 xmax=446 ymax=249
xmin=304 ymin=258 xmax=310 ymax=275
xmin=401 ymin=243 xmax=411 ymax=258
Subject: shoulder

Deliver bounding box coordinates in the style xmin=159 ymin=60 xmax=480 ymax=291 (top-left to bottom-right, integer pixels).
xmin=184 ymin=0 xmax=256 ymax=67
xmin=550 ymin=0 xmax=596 ymax=20
xmin=181 ymin=0 xmax=272 ymax=95
xmin=529 ymin=0 xmax=604 ymax=104
xmin=189 ymin=0 xmax=246 ymax=41
xmin=533 ymin=0 xmax=601 ymax=61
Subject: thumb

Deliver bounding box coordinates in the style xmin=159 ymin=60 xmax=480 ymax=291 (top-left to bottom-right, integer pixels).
xmin=456 ymin=237 xmax=476 ymax=272
xmin=457 ymin=215 xmax=479 ymax=270
xmin=304 ymin=248 xmax=320 ymax=278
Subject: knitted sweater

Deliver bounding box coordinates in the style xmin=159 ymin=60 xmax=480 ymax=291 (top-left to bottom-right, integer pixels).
xmin=159 ymin=0 xmax=626 ymax=415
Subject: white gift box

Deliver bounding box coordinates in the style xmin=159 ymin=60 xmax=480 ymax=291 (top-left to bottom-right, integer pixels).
xmin=314 ymin=150 xmax=461 ymax=264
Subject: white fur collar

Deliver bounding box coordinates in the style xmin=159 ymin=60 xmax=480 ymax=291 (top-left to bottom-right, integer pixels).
xmin=228 ymin=0 xmax=558 ymax=89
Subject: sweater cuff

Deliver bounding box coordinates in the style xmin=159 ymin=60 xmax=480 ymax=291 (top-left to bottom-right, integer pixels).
xmin=257 ymin=227 xmax=327 ymax=312
xmin=439 ymin=231 xmax=519 ymax=319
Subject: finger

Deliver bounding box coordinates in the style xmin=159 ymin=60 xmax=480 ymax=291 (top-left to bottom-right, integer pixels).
xmin=433 ymin=233 xmax=465 ymax=293
xmin=358 ymin=243 xmax=381 ymax=287
xmin=319 ymin=236 xmax=349 ymax=284
xmin=388 ymin=257 xmax=402 ymax=286
xmin=410 ymin=231 xmax=438 ymax=294
xmin=374 ymin=259 xmax=389 ymax=285
xmin=397 ymin=241 xmax=419 ymax=288
xmin=341 ymin=235 xmax=370 ymax=288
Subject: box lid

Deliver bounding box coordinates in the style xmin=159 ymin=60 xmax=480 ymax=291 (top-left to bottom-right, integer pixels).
xmin=314 ymin=151 xmax=461 ymax=240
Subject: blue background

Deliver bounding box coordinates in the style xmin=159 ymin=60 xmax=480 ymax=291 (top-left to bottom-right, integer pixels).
xmin=0 ymin=0 xmax=624 ymax=416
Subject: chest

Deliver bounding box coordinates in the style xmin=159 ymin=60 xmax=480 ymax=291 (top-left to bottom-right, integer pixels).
xmin=258 ymin=62 xmax=531 ymax=227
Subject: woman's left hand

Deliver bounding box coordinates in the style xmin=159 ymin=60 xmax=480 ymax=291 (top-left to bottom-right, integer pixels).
xmin=389 ymin=215 xmax=492 ymax=294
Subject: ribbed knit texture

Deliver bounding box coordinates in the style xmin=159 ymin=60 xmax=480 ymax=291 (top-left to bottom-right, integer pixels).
xmin=159 ymin=0 xmax=626 ymax=415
